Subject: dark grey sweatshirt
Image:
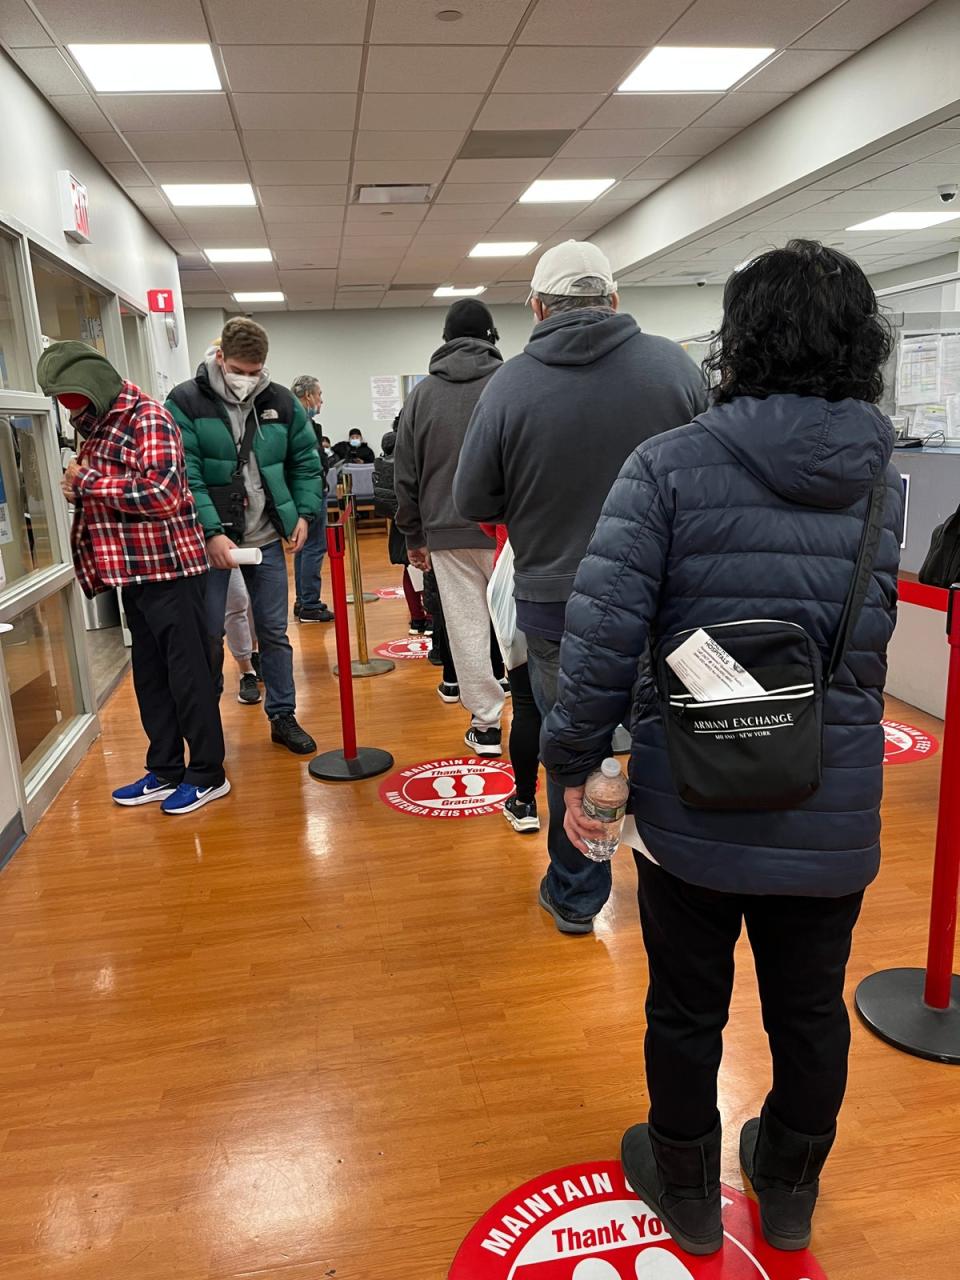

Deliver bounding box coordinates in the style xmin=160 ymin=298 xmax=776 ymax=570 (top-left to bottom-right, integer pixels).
xmin=394 ymin=336 xmax=502 ymax=551
xmin=453 ymin=308 xmax=707 ymax=602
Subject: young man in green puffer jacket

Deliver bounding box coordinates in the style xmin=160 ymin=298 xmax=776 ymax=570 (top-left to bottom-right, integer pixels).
xmin=166 ymin=317 xmax=323 ymax=756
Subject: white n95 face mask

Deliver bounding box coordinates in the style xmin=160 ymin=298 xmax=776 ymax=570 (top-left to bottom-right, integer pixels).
xmin=224 ymin=370 xmax=262 ymax=400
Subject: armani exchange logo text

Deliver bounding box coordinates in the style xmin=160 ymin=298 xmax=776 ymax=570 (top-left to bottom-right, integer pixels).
xmin=694 ymin=712 xmax=795 ymax=732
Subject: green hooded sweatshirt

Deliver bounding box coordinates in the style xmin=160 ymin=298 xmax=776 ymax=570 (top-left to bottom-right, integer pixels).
xmin=36 ymin=341 xmax=124 ymax=416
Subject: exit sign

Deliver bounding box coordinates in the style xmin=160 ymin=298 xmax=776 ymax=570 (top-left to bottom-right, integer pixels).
xmin=57 ymin=171 xmax=90 ymax=243
xmin=147 ymin=289 xmax=175 ymax=313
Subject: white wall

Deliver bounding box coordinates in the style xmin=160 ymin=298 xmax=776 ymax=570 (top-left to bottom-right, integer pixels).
xmin=0 ymin=52 xmax=189 ymax=388
xmin=185 ymin=284 xmax=722 ymax=440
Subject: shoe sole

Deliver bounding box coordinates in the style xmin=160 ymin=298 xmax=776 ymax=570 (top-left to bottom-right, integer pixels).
xmin=297 ymin=617 xmax=333 ymax=624
xmin=739 ymin=1124 xmax=811 ymax=1252
xmin=113 ymin=788 xmax=175 ymax=807
xmin=537 ymin=885 xmax=593 ymax=934
xmin=271 ymin=735 xmax=318 ymax=755
xmin=464 ymin=734 xmax=502 ymax=756
xmin=237 ymin=693 xmax=262 ymax=704
xmin=437 ymin=689 xmax=460 ymax=703
xmin=621 ymin=1126 xmax=724 ymax=1256
xmin=504 ymin=809 xmax=540 ymax=833
xmin=162 ymin=779 xmax=232 ymax=815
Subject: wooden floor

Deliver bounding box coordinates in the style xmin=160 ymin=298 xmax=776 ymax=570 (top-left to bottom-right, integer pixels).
xmin=1 ymin=533 xmax=957 ymax=1280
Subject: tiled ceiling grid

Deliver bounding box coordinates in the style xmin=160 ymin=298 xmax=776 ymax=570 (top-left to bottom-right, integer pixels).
xmin=0 ymin=0 xmax=945 ymax=310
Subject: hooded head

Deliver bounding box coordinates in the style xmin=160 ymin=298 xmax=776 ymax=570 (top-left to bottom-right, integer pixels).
xmin=380 ymin=429 xmax=396 ymax=456
xmin=37 ymin=341 xmax=124 ymax=418
xmin=442 ymin=299 xmax=499 ymax=344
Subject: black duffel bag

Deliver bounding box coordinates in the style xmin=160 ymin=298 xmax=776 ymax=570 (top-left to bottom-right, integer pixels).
xmin=919 ymin=503 xmax=960 ymax=588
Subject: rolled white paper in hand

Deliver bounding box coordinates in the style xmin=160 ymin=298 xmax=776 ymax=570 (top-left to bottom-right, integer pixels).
xmin=228 ymin=547 xmax=263 ymax=566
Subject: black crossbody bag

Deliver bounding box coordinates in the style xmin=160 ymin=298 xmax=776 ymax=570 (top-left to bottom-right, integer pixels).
xmin=208 ymin=411 xmax=258 ymax=542
xmin=654 ymin=480 xmax=886 ymax=812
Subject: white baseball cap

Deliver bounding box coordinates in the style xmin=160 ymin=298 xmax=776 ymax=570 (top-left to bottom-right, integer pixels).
xmin=527 ymin=239 xmax=617 ymax=304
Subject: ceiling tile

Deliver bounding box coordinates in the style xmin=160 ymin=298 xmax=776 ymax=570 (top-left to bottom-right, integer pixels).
xmin=79 ymin=132 xmax=131 ymax=164
xmin=49 ymin=94 xmax=111 ymax=132
xmin=273 ymin=247 xmax=341 ymax=269
xmin=345 ymin=203 xmax=429 ymax=223
xmin=539 ymin=157 xmax=642 ymax=179
xmin=424 ymin=202 xmax=512 ymax=223
xmin=741 ymin=50 xmax=851 ymax=93
xmin=103 ymin=94 xmax=234 ymax=132
xmin=220 ymin=44 xmax=363 ymax=92
xmin=475 ymin=94 xmax=606 ymax=131
xmin=494 ymin=45 xmax=647 ymax=93
xmin=105 ymin=161 xmax=154 ymax=187
xmin=206 ymin=0 xmax=367 ymax=43
xmin=394 ymin=259 xmax=464 ymax=282
xmin=126 ymin=188 xmax=171 ymax=211
xmin=356 ymin=131 xmax=466 ymax=161
xmin=436 ymin=183 xmax=529 ymax=203
xmin=627 ymin=155 xmax=699 ymax=181
xmin=335 ymin=293 xmax=386 ymax=308
xmin=263 ymin=207 xmax=345 ymax=228
xmin=278 ymin=268 xmax=339 ymax=292
xmin=243 ymin=131 xmax=354 ymax=162
xmin=232 ymin=94 xmax=357 ymax=132
xmin=250 ymin=160 xmax=350 ymax=185
xmin=339 ymin=222 xmax=418 ymax=242
xmin=693 ymin=92 xmax=792 ymax=129
xmin=796 ymin=0 xmax=936 ymax=50
xmin=174 ymin=208 xmax=266 ymax=235
xmin=149 ymin=160 xmax=252 ymax=183
xmin=602 ymin=178 xmax=663 ymax=201
xmin=364 ymin=45 xmax=505 ymax=93
xmin=11 ymin=47 xmax=85 ymax=95
xmin=214 ymin=263 xmax=281 ymax=288
xmin=446 ymin=158 xmax=549 ymax=182
xmin=559 ymin=129 xmax=677 ymax=159
xmin=655 ymin=127 xmax=741 ymax=157
xmin=519 ymin=0 xmax=690 ymax=45
xmin=124 ymin=131 xmax=243 ymax=161
xmin=351 ymin=160 xmax=449 ymax=184
xmin=360 ymin=94 xmax=483 ymax=132
xmin=381 ymin=290 xmax=434 ymax=307
xmin=858 ymin=165 xmax=960 ymax=191
xmin=0 ymin=1 xmax=53 ymax=46
xmin=338 ymin=262 xmax=403 ymax=285
xmin=258 ymin=186 xmax=348 ymax=207
xmin=666 ymin=0 xmax=839 ymax=44
xmin=181 ymin=267 xmax=226 ymax=292
xmin=341 ymin=235 xmax=417 ymax=256
xmin=585 ymin=94 xmax=720 ymax=131
xmin=30 ymin=0 xmax=207 ymax=40
xmin=183 ymin=292 xmax=234 ymax=308
xmin=370 ymin=0 xmax=530 ymax=45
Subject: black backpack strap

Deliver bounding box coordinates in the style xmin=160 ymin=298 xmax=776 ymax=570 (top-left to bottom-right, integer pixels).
xmin=827 ymin=478 xmax=887 ymax=684
xmin=233 ymin=409 xmax=259 ymax=479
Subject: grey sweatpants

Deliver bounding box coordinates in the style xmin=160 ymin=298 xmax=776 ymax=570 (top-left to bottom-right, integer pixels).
xmin=224 ymin=568 xmax=257 ymax=665
xmin=431 ymin=547 xmax=504 ymax=731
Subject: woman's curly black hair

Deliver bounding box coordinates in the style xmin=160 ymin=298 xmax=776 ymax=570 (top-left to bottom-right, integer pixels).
xmin=703 ymin=239 xmax=893 ymax=405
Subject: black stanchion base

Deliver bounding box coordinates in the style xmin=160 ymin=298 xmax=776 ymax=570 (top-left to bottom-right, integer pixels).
xmin=309 ymin=746 xmax=394 ymax=782
xmin=332 ymin=658 xmax=395 ymax=678
xmin=346 ymin=593 xmax=377 ymax=603
xmin=855 ymin=967 xmax=960 ymax=1064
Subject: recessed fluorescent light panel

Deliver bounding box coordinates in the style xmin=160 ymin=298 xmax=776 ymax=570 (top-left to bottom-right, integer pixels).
xmin=233 ymin=292 xmax=285 ymax=303
xmin=519 ymin=178 xmax=615 ymax=204
xmin=68 ymin=44 xmax=221 ymax=93
xmin=618 ymin=46 xmax=774 ymax=93
xmin=163 ymin=184 xmax=256 ymax=207
xmin=469 ymin=242 xmax=538 ymax=258
xmin=205 ymin=248 xmax=273 ymax=263
xmin=434 ymin=286 xmax=487 ymax=298
xmin=846 ymin=212 xmax=960 ymax=231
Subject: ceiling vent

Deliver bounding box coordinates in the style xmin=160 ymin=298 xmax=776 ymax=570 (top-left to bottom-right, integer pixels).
xmin=459 ymin=130 xmax=573 ymax=160
xmin=355 ymin=183 xmax=433 ymax=205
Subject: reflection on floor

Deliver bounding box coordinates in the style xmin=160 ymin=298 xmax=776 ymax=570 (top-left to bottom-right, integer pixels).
xmin=85 ymin=624 xmax=129 ymax=706
xmin=0 ymin=534 xmax=956 ymax=1280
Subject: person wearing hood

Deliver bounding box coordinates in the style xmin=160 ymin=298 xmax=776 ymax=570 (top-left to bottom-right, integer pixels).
xmin=541 ymin=241 xmax=903 ymax=1258
xmin=395 ymin=299 xmax=505 ymax=755
xmin=454 ymin=241 xmax=705 ymax=928
xmin=166 ymin=317 xmax=322 ymax=757
xmin=37 ymin=341 xmax=229 ymax=816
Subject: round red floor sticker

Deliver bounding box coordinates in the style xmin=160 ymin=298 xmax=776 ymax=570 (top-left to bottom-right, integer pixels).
xmin=449 ymin=1161 xmax=826 ymax=1279
xmin=374 ymin=636 xmax=432 ymax=660
xmin=380 ymin=757 xmax=515 ymax=818
xmin=882 ymin=718 xmax=939 ymax=765
xmin=376 ymin=586 xmax=405 ymax=599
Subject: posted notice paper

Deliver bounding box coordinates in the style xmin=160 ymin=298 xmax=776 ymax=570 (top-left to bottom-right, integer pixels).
xmin=666 ymin=629 xmax=766 ymax=703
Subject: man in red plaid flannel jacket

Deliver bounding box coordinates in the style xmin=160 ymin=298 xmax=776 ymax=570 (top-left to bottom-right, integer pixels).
xmin=37 ymin=341 xmax=230 ymax=816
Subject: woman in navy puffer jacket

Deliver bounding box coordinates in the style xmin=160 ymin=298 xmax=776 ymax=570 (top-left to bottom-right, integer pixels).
xmin=541 ymin=241 xmax=902 ymax=1258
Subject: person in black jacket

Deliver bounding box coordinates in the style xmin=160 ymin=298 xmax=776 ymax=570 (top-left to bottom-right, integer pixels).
xmin=541 ymin=241 xmax=903 ymax=1258
xmin=334 ymin=430 xmax=375 ymax=464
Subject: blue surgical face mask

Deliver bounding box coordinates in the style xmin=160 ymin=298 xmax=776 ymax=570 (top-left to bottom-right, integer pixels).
xmin=350 ymin=436 xmax=361 ymax=446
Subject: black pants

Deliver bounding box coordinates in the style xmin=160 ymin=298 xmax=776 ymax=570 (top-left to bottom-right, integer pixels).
xmin=506 ymin=662 xmax=541 ymax=803
xmin=432 ymin=618 xmax=504 ymax=686
xmin=122 ymin=576 xmax=226 ymax=789
xmin=636 ymin=855 xmax=864 ymax=1140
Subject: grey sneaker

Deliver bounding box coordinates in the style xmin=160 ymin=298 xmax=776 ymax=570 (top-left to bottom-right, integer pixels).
xmin=538 ymin=876 xmax=594 ymax=935
xmin=238 ymin=673 xmax=261 ymax=704
xmin=504 ymin=794 xmax=539 ymax=833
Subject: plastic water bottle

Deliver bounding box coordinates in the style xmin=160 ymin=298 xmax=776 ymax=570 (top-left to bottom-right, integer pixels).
xmin=582 ymin=757 xmax=629 ymax=862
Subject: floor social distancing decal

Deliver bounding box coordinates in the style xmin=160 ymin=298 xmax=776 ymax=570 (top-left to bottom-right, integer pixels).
xmin=449 ymin=1161 xmax=827 ymax=1279
xmin=374 ymin=637 xmax=432 ymax=660
xmin=380 ymin=757 xmax=516 ymax=818
xmin=882 ymin=718 xmax=939 ymax=765
xmin=375 ymin=585 xmax=405 ymax=599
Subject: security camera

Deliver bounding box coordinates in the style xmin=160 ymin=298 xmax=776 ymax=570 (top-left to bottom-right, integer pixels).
xmin=938 ymin=183 xmax=958 ymax=204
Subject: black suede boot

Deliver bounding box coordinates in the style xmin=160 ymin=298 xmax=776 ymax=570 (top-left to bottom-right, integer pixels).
xmin=740 ymin=1108 xmax=836 ymax=1251
xmin=621 ymin=1121 xmax=723 ymax=1255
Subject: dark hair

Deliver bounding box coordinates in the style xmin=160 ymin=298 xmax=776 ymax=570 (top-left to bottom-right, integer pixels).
xmin=221 ymin=316 xmax=269 ymax=363
xmin=703 ymin=240 xmax=893 ymax=405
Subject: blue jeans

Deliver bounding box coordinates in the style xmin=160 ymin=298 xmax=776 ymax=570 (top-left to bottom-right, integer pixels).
xmin=206 ymin=540 xmax=296 ymax=718
xmin=526 ymin=633 xmax=612 ymax=920
xmin=294 ymin=506 xmax=327 ymax=609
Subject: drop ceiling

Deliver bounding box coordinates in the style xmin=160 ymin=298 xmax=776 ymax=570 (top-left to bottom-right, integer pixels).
xmin=0 ymin=0 xmax=946 ymax=310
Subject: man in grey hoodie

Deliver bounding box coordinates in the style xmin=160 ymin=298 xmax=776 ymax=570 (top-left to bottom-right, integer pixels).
xmin=454 ymin=241 xmax=707 ymax=934
xmin=394 ymin=300 xmax=505 ymax=756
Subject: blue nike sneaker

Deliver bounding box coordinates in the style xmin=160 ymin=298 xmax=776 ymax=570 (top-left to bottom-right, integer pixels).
xmin=112 ymin=772 xmax=176 ymax=806
xmin=160 ymin=779 xmax=232 ymax=815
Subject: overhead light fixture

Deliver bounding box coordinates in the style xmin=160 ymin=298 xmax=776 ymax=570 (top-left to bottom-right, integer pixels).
xmin=205 ymin=248 xmax=273 ymax=263
xmin=434 ymin=286 xmax=487 ymax=298
xmin=519 ymin=178 xmax=615 ymax=204
xmin=233 ymin=291 xmax=284 ymax=303
xmin=618 ymin=46 xmax=774 ymax=93
xmin=846 ymin=212 xmax=960 ymax=230
xmin=163 ymin=184 xmax=256 ymax=207
xmin=469 ymin=242 xmax=539 ymax=258
xmin=68 ymin=43 xmax=221 ymax=93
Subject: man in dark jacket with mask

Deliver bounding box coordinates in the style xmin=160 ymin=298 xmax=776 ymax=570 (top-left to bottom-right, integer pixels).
xmin=395 ymin=299 xmax=505 ymax=755
xmin=454 ymin=241 xmax=706 ymax=933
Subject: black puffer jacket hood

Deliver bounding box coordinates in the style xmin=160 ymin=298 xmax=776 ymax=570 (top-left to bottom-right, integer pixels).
xmin=428 ymin=336 xmax=502 ymax=383
xmin=524 ymin=309 xmax=639 ymax=368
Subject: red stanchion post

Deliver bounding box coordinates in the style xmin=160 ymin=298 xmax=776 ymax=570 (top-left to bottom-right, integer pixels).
xmin=308 ymin=511 xmax=394 ymax=783
xmin=855 ymin=583 xmax=960 ymax=1062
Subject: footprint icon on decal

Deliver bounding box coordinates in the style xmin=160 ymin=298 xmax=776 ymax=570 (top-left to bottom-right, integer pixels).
xmin=462 ymin=772 xmax=486 ymax=796
xmin=634 ymin=1248 xmax=696 ymax=1279
xmin=572 ymin=1261 xmax=621 ymax=1279
xmin=432 ymin=775 xmax=457 ymax=798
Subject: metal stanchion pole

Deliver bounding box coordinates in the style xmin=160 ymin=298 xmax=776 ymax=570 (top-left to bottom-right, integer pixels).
xmin=339 ymin=472 xmax=376 ymax=603
xmin=333 ymin=485 xmax=394 ymax=679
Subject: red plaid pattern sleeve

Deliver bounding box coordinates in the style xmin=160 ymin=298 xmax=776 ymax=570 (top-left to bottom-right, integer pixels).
xmin=70 ymin=382 xmax=208 ymax=596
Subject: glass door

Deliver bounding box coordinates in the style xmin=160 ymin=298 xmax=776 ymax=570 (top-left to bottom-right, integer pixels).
xmin=120 ymin=303 xmax=155 ymax=396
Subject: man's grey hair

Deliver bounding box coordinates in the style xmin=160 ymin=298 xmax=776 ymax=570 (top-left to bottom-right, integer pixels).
xmin=291 ymin=374 xmax=320 ymax=400
xmin=535 ymin=275 xmax=614 ymax=315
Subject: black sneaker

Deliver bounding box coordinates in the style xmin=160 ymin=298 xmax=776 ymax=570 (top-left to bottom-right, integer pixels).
xmin=270 ymin=713 xmax=317 ymax=755
xmin=504 ymin=794 xmax=539 ymax=833
xmin=464 ymin=726 xmax=502 ymax=756
xmin=409 ymin=618 xmax=428 ymax=636
xmin=238 ymin=673 xmax=261 ymax=704
xmin=251 ymin=652 xmax=263 ymax=682
xmin=298 ymin=604 xmax=334 ymax=623
xmin=538 ymin=875 xmax=594 ymax=935
xmin=437 ymin=682 xmax=460 ymax=703
xmin=427 ymin=649 xmax=445 ymax=667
